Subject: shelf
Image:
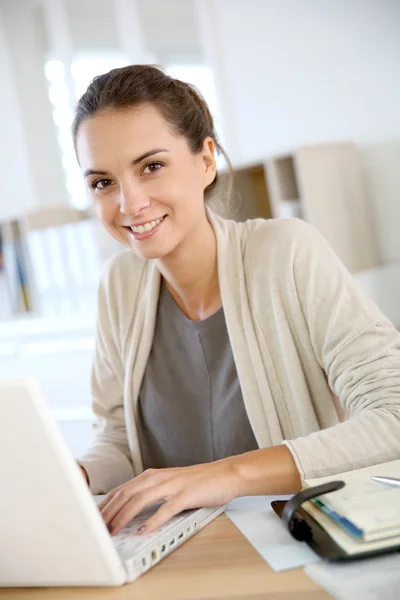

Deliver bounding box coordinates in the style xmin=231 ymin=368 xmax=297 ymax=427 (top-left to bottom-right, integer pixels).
xmin=272 ymin=155 xmax=300 ymax=202
xmin=230 ymin=163 xmax=272 ymax=221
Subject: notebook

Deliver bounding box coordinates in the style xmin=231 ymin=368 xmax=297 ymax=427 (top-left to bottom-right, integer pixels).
xmin=302 ymin=460 xmax=400 ymax=555
xmin=0 ymin=377 xmax=225 ymax=587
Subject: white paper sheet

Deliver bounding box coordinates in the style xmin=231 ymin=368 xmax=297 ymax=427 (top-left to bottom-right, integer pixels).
xmin=305 ymin=553 xmax=400 ymax=600
xmin=226 ymin=495 xmax=320 ymax=571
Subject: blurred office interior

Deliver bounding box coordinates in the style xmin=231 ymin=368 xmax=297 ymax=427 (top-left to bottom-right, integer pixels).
xmin=0 ymin=0 xmax=399 ymax=455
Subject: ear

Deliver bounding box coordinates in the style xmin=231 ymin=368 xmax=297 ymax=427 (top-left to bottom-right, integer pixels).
xmin=202 ymin=137 xmax=217 ymax=186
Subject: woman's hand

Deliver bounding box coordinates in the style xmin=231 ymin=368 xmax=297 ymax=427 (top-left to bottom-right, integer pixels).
xmin=98 ymin=458 xmax=241 ymax=536
xmin=98 ymin=445 xmax=301 ymax=536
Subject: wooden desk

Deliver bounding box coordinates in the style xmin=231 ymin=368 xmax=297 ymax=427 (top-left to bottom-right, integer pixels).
xmin=0 ymin=515 xmax=331 ymax=599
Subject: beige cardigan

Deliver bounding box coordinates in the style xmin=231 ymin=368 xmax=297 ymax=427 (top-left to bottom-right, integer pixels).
xmin=79 ymin=211 xmax=400 ymax=494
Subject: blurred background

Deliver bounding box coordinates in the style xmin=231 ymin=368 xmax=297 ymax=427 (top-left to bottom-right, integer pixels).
xmin=0 ymin=0 xmax=399 ymax=455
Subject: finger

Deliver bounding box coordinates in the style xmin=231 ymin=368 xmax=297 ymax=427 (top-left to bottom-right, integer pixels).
xmin=138 ymin=495 xmax=188 ymax=534
xmin=101 ymin=472 xmax=173 ymax=524
xmin=98 ymin=468 xmax=160 ymax=513
xmin=108 ymin=482 xmax=176 ymax=535
xmin=98 ymin=489 xmax=119 ymax=512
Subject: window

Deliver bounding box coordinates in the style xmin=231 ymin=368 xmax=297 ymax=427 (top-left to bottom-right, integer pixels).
xmin=44 ymin=54 xmax=129 ymax=209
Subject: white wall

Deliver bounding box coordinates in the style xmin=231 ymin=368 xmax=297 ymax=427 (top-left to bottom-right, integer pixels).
xmin=360 ymin=142 xmax=400 ymax=263
xmin=0 ymin=0 xmax=70 ymax=218
xmin=206 ymin=0 xmax=400 ymax=264
xmin=65 ymin=0 xmax=119 ymax=51
xmin=212 ymin=0 xmax=400 ymax=159
xmin=0 ymin=6 xmax=37 ymax=219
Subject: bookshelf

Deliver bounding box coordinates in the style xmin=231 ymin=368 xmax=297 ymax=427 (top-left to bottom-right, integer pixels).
xmin=229 ymin=163 xmax=272 ymax=221
xmin=265 ymin=154 xmax=304 ymax=219
xmin=0 ymin=206 xmax=99 ymax=321
xmin=265 ymin=142 xmax=378 ymax=272
xmin=228 ymin=142 xmax=377 ymax=272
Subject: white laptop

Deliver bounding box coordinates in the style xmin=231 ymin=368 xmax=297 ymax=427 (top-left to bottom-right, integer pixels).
xmin=0 ymin=378 xmax=225 ymax=587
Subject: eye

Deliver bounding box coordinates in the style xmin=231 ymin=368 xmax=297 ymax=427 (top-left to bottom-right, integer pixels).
xmin=90 ymin=178 xmax=112 ymax=190
xmin=142 ymin=161 xmax=164 ymax=175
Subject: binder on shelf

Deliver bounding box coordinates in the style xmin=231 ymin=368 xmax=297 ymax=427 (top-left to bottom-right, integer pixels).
xmin=9 ymin=220 xmax=31 ymax=312
xmin=272 ymin=459 xmax=400 ymax=562
xmin=0 ymin=219 xmax=37 ymax=319
xmin=0 ymin=224 xmax=12 ymax=318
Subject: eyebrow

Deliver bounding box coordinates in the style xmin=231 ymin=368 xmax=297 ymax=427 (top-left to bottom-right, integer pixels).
xmin=83 ymin=148 xmax=169 ymax=178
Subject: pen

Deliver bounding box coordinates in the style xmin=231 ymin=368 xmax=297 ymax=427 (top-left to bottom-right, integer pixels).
xmin=371 ymin=476 xmax=400 ymax=488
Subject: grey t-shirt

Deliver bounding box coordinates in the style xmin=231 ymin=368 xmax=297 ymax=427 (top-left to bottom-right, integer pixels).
xmin=138 ymin=281 xmax=258 ymax=470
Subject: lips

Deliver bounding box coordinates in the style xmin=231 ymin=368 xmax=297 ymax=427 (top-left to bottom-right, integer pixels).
xmin=130 ymin=215 xmax=165 ymax=234
xmin=125 ymin=215 xmax=166 ymax=241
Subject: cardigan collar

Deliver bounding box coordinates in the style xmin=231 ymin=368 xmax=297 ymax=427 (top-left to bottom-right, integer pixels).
xmin=127 ymin=209 xmax=283 ymax=475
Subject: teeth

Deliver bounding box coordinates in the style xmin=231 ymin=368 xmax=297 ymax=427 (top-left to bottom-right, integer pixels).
xmin=131 ymin=217 xmax=163 ymax=234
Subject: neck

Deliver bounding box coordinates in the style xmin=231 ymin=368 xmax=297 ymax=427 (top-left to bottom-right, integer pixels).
xmin=155 ymin=213 xmax=221 ymax=321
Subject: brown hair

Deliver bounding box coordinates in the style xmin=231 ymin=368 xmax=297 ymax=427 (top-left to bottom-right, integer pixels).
xmin=72 ymin=64 xmax=232 ymax=205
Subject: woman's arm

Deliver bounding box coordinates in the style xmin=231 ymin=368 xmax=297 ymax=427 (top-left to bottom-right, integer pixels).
xmin=97 ymin=444 xmax=300 ymax=536
xmin=285 ymin=221 xmax=400 ymax=479
xmin=231 ymin=444 xmax=301 ymax=495
xmin=77 ymin=270 xmax=135 ymax=494
xmin=285 ymin=320 xmax=400 ymax=480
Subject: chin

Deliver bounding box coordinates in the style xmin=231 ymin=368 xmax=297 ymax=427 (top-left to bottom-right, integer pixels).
xmin=129 ymin=241 xmax=176 ymax=261
xmin=132 ymin=248 xmax=165 ymax=260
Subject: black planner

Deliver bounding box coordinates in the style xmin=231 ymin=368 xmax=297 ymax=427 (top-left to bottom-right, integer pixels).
xmin=271 ymin=481 xmax=400 ymax=562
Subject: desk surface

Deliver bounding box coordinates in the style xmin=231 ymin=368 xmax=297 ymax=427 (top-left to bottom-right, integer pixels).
xmin=1 ymin=515 xmax=331 ymax=600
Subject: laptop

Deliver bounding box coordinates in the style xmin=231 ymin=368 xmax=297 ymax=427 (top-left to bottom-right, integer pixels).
xmin=0 ymin=377 xmax=225 ymax=587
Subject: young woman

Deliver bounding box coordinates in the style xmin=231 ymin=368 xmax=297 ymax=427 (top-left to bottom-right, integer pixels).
xmin=74 ymin=65 xmax=400 ymax=537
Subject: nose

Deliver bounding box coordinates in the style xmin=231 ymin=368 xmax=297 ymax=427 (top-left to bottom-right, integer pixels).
xmin=119 ymin=181 xmax=150 ymax=217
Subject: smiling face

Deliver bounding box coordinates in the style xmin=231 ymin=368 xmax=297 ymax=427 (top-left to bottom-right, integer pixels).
xmin=76 ymin=103 xmax=216 ymax=260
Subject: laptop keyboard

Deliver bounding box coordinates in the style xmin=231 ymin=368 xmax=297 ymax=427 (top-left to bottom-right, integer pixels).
xmin=94 ymin=497 xmax=197 ymax=561
xmin=113 ymin=510 xmax=197 ymax=560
